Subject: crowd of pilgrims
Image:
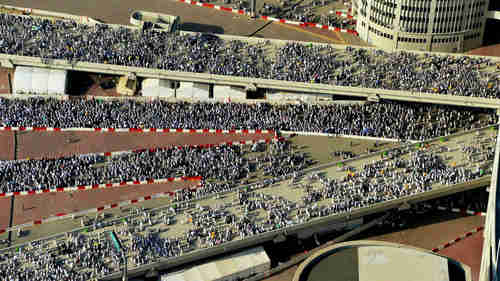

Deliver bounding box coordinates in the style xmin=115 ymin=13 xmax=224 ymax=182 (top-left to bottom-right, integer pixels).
xmin=0 ymin=13 xmax=499 ymax=97
xmin=0 ymin=98 xmax=495 ymax=140
xmin=0 ymin=141 xmax=493 ymax=280
xmin=0 ymin=141 xmax=309 ymax=193
xmin=0 ymin=10 xmax=498 ymax=281
xmin=0 ymin=144 xmax=491 ymax=281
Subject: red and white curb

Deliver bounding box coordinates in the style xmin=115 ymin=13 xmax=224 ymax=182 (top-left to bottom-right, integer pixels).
xmin=4 ymin=136 xmax=280 ymax=196
xmin=0 ymin=176 xmax=202 ymax=198
xmin=431 ymin=226 xmax=484 ymax=252
xmin=1 ymin=182 xmax=202 ymax=233
xmin=423 ymin=204 xmax=486 ymax=216
xmin=177 ymin=0 xmax=358 ymax=35
xmin=335 ymin=11 xmax=355 ymax=20
xmin=0 ymin=126 xmax=275 ymax=135
xmin=131 ymin=137 xmax=278 ymax=153
xmin=14 ymin=136 xmax=278 ymax=161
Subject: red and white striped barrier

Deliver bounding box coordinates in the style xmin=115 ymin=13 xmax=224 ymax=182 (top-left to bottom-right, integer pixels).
xmin=0 ymin=126 xmax=275 ymax=135
xmin=15 ymin=135 xmax=278 ymax=161
xmin=431 ymin=226 xmax=484 ymax=252
xmin=1 ymin=182 xmax=203 ymax=233
xmin=335 ymin=11 xmax=355 ymax=19
xmin=5 ymin=136 xmax=279 ymax=196
xmin=423 ymin=204 xmax=486 ymax=216
xmin=0 ymin=176 xmax=202 ymax=198
xmin=177 ymin=0 xmax=358 ymax=35
xmin=131 ymin=137 xmax=277 ymax=154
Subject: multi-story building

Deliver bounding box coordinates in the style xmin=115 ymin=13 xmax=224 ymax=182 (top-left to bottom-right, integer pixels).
xmin=352 ymin=0 xmax=490 ymax=52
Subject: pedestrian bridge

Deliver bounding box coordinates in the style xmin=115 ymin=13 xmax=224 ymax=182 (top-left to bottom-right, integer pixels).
xmin=2 ymin=50 xmax=500 ymax=109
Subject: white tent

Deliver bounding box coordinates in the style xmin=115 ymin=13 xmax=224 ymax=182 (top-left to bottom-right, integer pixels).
xmin=213 ymin=85 xmax=247 ymax=101
xmin=141 ymin=78 xmax=175 ymax=97
xmin=48 ymin=69 xmax=68 ymax=94
xmin=12 ymin=66 xmax=32 ymax=94
xmin=31 ymin=67 xmax=49 ymax=94
xmin=13 ymin=66 xmax=67 ymax=95
xmin=176 ymin=82 xmax=210 ymax=100
xmin=161 ymin=246 xmax=271 ymax=281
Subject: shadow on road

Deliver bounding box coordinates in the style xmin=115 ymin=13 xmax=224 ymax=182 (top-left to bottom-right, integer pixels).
xmin=179 ymin=22 xmax=225 ymax=34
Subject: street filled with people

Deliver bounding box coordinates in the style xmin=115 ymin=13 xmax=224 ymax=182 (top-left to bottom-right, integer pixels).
xmin=0 ymin=11 xmax=499 ymax=281
xmin=0 ymin=13 xmax=499 ymax=97
xmin=0 ymin=129 xmax=494 ymax=280
xmin=0 ymin=141 xmax=309 ymax=193
xmin=0 ymin=98 xmax=495 ymax=140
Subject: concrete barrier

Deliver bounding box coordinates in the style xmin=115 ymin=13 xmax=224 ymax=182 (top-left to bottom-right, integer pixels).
xmin=213 ymin=85 xmax=246 ymax=101
xmin=281 ymin=131 xmax=403 ymax=142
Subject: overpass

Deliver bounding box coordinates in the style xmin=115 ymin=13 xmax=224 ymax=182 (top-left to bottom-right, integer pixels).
xmin=99 ymin=126 xmax=495 ymax=280
xmin=0 ymin=125 xmax=491 ymax=281
xmin=3 ymin=51 xmax=500 ymax=109
xmin=1 ymin=6 xmax=500 ymax=108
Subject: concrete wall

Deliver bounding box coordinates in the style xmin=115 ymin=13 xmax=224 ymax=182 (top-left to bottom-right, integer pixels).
xmin=266 ymin=91 xmax=332 ymax=102
xmin=213 ymin=85 xmax=246 ymax=101
xmin=176 ymin=82 xmax=211 ymax=100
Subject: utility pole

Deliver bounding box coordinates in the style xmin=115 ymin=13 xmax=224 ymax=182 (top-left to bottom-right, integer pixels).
xmin=108 ymin=231 xmax=127 ymax=281
xmin=251 ymin=0 xmax=257 ymax=18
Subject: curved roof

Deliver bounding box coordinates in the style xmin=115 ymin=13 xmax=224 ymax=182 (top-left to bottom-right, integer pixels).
xmin=293 ymin=240 xmax=472 ymax=281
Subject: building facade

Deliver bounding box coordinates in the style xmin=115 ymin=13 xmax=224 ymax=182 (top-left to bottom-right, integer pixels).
xmin=352 ymin=0 xmax=490 ymax=52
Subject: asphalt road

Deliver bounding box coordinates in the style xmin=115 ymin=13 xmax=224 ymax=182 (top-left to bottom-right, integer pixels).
xmin=1 ymin=0 xmax=362 ymax=44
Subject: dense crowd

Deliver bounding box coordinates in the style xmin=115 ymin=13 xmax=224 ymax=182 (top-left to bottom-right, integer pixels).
xmin=0 ymin=13 xmax=499 ymax=97
xmin=0 ymin=134 xmax=494 ymax=280
xmin=0 ymin=141 xmax=308 ymax=193
xmin=0 ymin=98 xmax=495 ymax=140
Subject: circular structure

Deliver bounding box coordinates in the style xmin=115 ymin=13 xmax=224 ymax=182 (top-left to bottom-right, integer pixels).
xmin=293 ymin=241 xmax=472 ymax=281
xmin=352 ymin=0 xmax=490 ymax=52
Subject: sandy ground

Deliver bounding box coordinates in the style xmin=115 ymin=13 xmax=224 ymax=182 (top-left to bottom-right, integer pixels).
xmin=11 ymin=180 xmax=197 ymax=225
xmin=0 ymin=198 xmax=11 ymax=229
xmin=0 ymin=68 xmax=12 ymax=94
xmin=1 ymin=0 xmax=358 ymax=44
xmin=440 ymin=230 xmax=484 ymax=281
xmin=290 ymin=135 xmax=397 ymax=165
xmin=0 ymin=131 xmax=14 ymax=160
xmin=468 ymin=43 xmax=500 ymax=57
xmin=16 ymin=131 xmax=275 ymax=159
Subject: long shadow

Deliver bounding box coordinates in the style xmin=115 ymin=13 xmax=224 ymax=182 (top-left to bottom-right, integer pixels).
xmin=66 ymin=71 xmax=95 ymax=96
xmin=247 ymin=20 xmax=273 ymax=37
xmin=484 ymin=19 xmax=500 ymax=46
xmin=179 ymin=22 xmax=224 ymax=34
